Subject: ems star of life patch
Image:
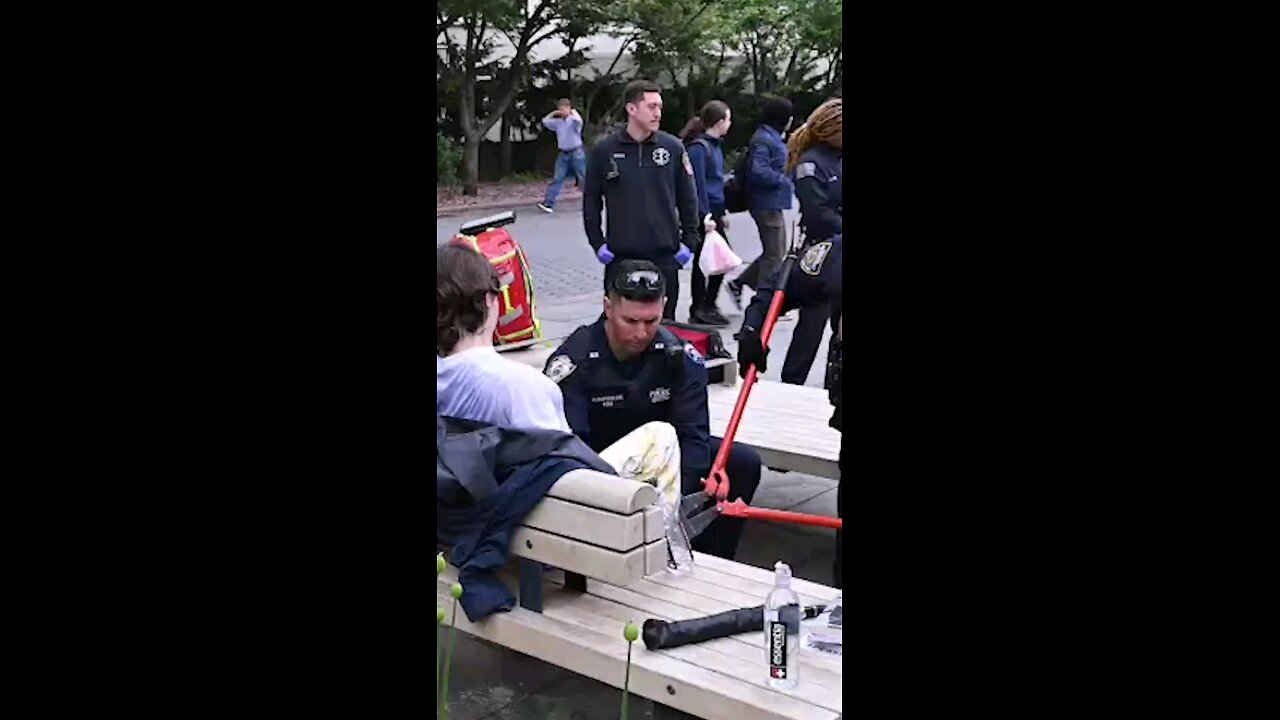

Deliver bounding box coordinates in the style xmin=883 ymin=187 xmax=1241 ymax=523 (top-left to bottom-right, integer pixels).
xmin=800 ymin=240 xmax=833 ymax=276
xmin=652 ymin=147 xmax=671 ymax=166
xmin=684 ymin=342 xmax=704 ymax=365
xmin=545 ymin=354 xmax=576 ymax=383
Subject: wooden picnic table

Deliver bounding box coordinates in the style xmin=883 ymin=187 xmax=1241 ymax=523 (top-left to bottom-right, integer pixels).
xmin=437 ymin=552 xmax=842 ymax=720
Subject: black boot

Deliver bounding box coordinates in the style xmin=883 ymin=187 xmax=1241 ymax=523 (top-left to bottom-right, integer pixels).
xmin=699 ymin=306 xmax=728 ymax=326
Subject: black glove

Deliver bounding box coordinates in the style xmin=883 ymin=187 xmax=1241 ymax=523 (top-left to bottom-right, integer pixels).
xmin=737 ymin=328 xmax=768 ymax=378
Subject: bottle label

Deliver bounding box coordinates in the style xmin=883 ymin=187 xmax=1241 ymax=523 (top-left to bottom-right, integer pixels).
xmin=768 ymin=619 xmax=788 ymax=679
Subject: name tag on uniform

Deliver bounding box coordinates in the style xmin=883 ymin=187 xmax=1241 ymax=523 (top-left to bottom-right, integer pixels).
xmin=591 ymin=393 xmax=625 ymax=408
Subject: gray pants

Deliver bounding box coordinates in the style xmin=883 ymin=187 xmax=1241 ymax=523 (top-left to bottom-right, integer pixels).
xmin=737 ymin=209 xmax=787 ymax=289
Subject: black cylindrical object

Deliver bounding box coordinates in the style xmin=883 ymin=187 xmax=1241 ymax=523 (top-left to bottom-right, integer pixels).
xmin=642 ymin=605 xmax=827 ymax=650
xmin=643 ymin=606 xmax=764 ymax=650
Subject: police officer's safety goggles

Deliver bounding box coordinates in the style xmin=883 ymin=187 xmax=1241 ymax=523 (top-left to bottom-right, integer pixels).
xmin=612 ymin=269 xmax=664 ymax=294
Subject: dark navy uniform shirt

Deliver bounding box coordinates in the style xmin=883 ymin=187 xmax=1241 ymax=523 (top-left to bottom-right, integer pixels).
xmin=793 ymin=143 xmax=842 ymax=242
xmin=742 ymin=234 xmax=843 ymax=333
xmin=741 ymin=235 xmax=844 ymax=430
xmin=544 ymin=320 xmax=710 ymax=486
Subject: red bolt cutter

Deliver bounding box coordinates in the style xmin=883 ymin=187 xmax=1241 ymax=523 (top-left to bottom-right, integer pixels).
xmin=682 ymin=231 xmax=843 ymax=540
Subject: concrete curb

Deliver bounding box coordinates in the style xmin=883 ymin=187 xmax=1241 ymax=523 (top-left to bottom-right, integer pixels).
xmin=436 ymin=195 xmax=583 ymax=219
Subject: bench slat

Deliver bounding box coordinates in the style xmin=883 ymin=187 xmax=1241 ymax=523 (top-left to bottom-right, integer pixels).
xmin=648 ymin=561 xmax=833 ymax=608
xmin=706 ymin=381 xmax=841 ymax=466
xmin=511 ymin=526 xmax=648 ymax=587
xmin=522 ymin=497 xmax=646 ymax=552
xmin=435 ymin=578 xmax=839 ymax=720
xmin=545 ymin=469 xmax=659 ymax=515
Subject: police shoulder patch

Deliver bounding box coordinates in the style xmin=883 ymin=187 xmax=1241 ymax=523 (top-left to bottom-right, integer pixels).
xmin=684 ymin=342 xmax=704 ymax=366
xmin=682 ymin=150 xmax=694 ymax=176
xmin=800 ymin=240 xmax=834 ymax=276
xmin=545 ymin=354 xmax=576 ymax=383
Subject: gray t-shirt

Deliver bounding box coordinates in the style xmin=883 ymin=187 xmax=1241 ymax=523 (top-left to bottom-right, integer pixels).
xmin=436 ymin=346 xmax=570 ymax=433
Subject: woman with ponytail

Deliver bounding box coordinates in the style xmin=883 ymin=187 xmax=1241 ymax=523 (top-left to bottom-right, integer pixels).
xmin=680 ymin=100 xmax=733 ymax=325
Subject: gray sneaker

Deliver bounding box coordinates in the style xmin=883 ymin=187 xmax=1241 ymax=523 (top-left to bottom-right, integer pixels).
xmin=537 ymin=203 xmax=553 ymax=213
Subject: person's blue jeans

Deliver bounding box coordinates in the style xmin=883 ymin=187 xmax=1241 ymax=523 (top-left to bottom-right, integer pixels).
xmin=543 ymin=148 xmax=587 ymax=208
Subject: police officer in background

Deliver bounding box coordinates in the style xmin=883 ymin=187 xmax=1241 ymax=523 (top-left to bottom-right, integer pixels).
xmin=737 ymin=235 xmax=843 ymax=587
xmin=772 ymin=97 xmax=843 ymax=385
xmin=583 ymin=79 xmax=701 ymax=321
xmin=545 ymin=260 xmax=762 ymax=560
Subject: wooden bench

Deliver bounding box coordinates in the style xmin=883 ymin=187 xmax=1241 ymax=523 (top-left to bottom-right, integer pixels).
xmin=437 ymin=551 xmax=843 ymax=720
xmin=706 ymin=380 xmax=841 ymax=480
xmin=441 ymin=468 xmax=670 ymax=613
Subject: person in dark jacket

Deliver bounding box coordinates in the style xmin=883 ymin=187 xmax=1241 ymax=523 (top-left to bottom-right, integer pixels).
xmin=726 ymin=96 xmax=794 ymax=308
xmin=584 ymin=79 xmax=700 ymax=321
xmin=543 ymin=260 xmax=763 ymax=560
xmin=437 ymin=411 xmax=618 ymax=620
xmin=735 ymin=234 xmax=843 ymax=587
xmin=772 ymin=97 xmax=844 ymax=386
xmin=682 ymin=100 xmax=734 ymax=326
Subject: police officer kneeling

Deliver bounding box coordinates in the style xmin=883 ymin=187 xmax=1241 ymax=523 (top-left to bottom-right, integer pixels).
xmin=545 ymin=260 xmax=762 ymax=561
xmin=737 ymin=235 xmax=844 ymax=588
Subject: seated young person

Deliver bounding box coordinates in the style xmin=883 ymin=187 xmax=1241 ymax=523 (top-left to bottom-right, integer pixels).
xmin=437 ymin=244 xmax=571 ymax=432
xmin=436 ymin=245 xmax=683 ymax=506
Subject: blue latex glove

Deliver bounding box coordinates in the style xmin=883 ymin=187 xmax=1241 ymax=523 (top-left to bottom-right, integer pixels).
xmin=597 ymin=244 xmax=614 ymax=264
xmin=675 ymin=244 xmax=693 ymax=266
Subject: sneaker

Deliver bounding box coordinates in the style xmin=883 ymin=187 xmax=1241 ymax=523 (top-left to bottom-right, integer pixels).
xmin=724 ymin=279 xmax=744 ymax=310
xmin=537 ymin=203 xmax=553 ymax=213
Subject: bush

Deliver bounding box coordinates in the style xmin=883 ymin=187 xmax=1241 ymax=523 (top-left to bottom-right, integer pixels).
xmin=437 ymin=132 xmax=461 ymax=186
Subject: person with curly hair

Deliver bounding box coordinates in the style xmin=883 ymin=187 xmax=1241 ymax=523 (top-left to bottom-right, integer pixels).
xmin=771 ymin=97 xmax=843 ymax=386
xmin=787 ymin=97 xmax=842 ymax=242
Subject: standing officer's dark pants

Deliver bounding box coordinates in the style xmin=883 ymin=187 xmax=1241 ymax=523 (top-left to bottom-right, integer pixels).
xmin=781 ymin=304 xmax=831 ymax=384
xmin=604 ymin=258 xmax=681 ymax=320
xmin=684 ymin=437 xmax=761 ymax=561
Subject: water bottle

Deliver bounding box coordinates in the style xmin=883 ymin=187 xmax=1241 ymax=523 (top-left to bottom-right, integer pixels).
xmin=764 ymin=561 xmax=801 ymax=689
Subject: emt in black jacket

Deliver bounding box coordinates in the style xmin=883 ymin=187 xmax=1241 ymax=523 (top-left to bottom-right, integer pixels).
xmin=584 ymin=80 xmax=700 ymax=320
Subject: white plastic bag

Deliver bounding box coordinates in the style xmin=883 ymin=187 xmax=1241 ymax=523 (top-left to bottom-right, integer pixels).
xmin=698 ymin=228 xmax=742 ymax=276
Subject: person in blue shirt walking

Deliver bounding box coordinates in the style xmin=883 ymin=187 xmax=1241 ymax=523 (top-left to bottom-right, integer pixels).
xmin=537 ymin=98 xmax=586 ymax=213
xmin=681 ymin=100 xmax=734 ymax=325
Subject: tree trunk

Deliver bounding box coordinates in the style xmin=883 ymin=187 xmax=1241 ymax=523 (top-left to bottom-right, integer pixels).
xmin=462 ymin=134 xmax=481 ymax=196
xmin=499 ymin=110 xmax=513 ymax=177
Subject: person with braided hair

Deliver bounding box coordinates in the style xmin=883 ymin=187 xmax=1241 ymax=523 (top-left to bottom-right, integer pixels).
xmin=742 ymin=98 xmax=843 ymax=387
xmin=788 ymin=97 xmax=843 ymax=244
xmin=777 ymin=98 xmax=843 ymax=386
